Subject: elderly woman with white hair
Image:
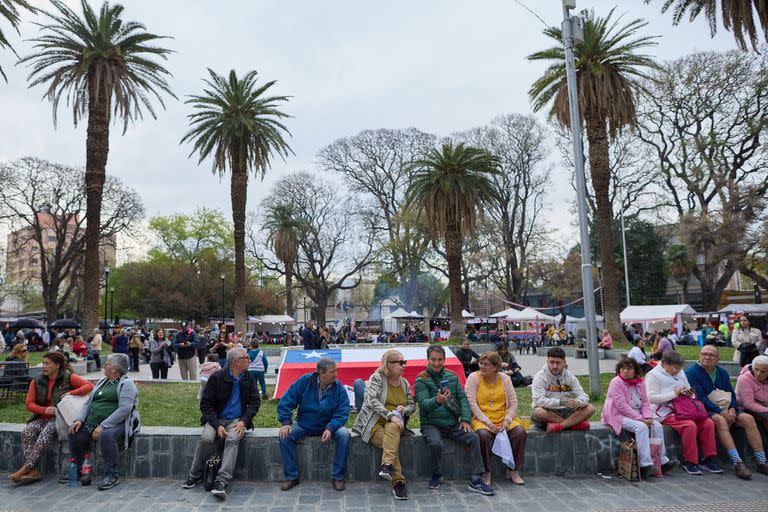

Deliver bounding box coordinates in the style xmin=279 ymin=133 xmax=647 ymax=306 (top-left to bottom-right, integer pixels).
xmin=67 ymin=353 xmax=140 ymax=491
xmin=736 ymin=355 xmax=768 ymax=429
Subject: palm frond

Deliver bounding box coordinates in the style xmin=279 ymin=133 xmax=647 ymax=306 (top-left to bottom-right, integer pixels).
xmin=0 ymin=0 xmax=37 ymax=81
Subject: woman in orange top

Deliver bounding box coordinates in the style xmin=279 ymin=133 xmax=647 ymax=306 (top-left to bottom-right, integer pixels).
xmin=9 ymin=352 xmax=93 ymax=485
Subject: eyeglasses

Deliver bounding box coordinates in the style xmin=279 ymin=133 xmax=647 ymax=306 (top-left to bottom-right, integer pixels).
xmin=19 ymin=350 xmax=28 ymax=353
xmin=237 ymin=356 xmax=250 ymax=362
xmin=388 ymin=360 xmax=407 ymax=366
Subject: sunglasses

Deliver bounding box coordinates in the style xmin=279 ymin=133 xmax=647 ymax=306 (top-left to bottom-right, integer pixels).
xmin=389 ymin=360 xmax=407 ymax=366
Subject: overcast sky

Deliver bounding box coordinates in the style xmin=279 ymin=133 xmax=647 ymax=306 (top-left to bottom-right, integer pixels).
xmin=0 ymin=0 xmax=737 ymax=260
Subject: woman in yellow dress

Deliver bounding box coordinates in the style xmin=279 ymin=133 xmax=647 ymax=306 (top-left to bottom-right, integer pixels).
xmin=465 ymin=351 xmax=527 ymax=485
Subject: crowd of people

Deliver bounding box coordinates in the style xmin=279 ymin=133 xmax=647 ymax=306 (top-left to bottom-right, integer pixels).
xmin=6 ymin=315 xmax=768 ymax=501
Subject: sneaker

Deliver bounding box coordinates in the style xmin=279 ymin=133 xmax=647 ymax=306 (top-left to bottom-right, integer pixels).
xmin=392 ymin=481 xmax=408 ymax=500
xmin=182 ymin=476 xmax=201 ymax=489
xmin=428 ymin=473 xmax=444 ymax=489
xmin=97 ymin=474 xmax=119 ymax=491
xmin=661 ymin=460 xmax=679 ymax=474
xmin=683 ymin=462 xmax=703 ymax=475
xmin=640 ymin=465 xmax=659 ymax=479
xmin=546 ymin=423 xmax=564 ymax=433
xmin=700 ymin=457 xmax=724 ymax=474
xmin=378 ymin=463 xmax=394 ymax=481
xmin=211 ymin=480 xmax=227 ymax=499
xmin=571 ymin=420 xmax=591 ymax=431
xmin=756 ymin=462 xmax=768 ymax=475
xmin=468 ymin=477 xmax=495 ymax=496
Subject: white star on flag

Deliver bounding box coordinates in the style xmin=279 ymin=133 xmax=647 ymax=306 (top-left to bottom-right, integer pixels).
xmin=301 ymin=351 xmax=328 ymax=359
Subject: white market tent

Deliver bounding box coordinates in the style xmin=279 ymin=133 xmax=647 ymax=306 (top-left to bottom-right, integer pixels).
xmin=246 ymin=314 xmax=295 ymax=335
xmin=719 ymin=304 xmax=768 ymax=314
xmin=490 ymin=307 xmax=557 ymax=322
xmin=461 ymin=309 xmax=475 ymax=318
xmin=563 ymin=315 xmax=605 ymax=333
xmin=388 ymin=308 xmax=413 ymax=319
xmin=620 ymin=304 xmax=697 ymax=334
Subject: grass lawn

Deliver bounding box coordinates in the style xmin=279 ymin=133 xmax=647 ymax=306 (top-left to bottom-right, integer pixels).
xmin=611 ymin=341 xmax=735 ymax=362
xmin=0 ymin=372 xmax=614 ymax=428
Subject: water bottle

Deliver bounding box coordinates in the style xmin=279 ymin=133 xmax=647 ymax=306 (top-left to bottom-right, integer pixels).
xmin=67 ymin=458 xmax=78 ymax=488
xmin=81 ymin=454 xmax=92 ymax=486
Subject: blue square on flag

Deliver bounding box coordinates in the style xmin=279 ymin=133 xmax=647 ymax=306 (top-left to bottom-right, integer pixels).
xmin=283 ymin=350 xmax=342 ymax=363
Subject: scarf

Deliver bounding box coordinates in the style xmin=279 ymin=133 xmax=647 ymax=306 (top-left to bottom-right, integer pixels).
xmin=618 ymin=374 xmax=643 ymax=386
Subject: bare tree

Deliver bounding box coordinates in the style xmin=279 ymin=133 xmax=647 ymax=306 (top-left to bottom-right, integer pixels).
xmin=454 ymin=114 xmax=550 ymax=302
xmin=249 ymin=172 xmax=378 ymax=325
xmin=636 ymin=49 xmax=768 ymax=309
xmin=0 ymin=157 xmax=144 ymax=320
xmin=316 ymin=128 xmax=436 ymax=310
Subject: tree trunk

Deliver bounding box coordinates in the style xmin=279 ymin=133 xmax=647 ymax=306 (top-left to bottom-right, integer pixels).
xmin=445 ymin=229 xmax=464 ymax=339
xmin=314 ymin=293 xmax=328 ymax=326
xmin=285 ymin=269 xmax=293 ymax=317
xmin=231 ymin=166 xmax=248 ymax=333
xmin=81 ymin=77 xmax=110 ymax=333
xmin=585 ymin=113 xmax=621 ymax=335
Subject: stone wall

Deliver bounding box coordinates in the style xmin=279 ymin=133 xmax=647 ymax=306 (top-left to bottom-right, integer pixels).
xmin=1 ymin=422 xmax=764 ymax=482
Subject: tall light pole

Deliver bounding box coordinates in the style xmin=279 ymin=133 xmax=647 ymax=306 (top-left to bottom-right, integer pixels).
xmin=618 ymin=179 xmax=631 ymax=306
xmin=220 ymin=273 xmax=225 ymax=328
xmin=109 ymin=287 xmax=115 ymax=323
xmin=561 ymin=0 xmax=601 ymax=396
xmin=103 ymin=266 xmax=110 ymax=330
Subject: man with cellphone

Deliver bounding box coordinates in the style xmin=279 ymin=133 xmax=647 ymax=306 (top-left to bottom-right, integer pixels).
xmin=414 ymin=346 xmax=493 ymax=495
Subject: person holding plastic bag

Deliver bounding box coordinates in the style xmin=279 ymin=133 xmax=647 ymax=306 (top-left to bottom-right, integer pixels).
xmin=465 ymin=351 xmax=527 ymax=486
xmin=602 ymin=357 xmax=676 ymax=479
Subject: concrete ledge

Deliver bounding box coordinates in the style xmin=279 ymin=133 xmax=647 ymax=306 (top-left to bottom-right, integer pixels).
xmin=1 ymin=421 xmax=764 ymax=482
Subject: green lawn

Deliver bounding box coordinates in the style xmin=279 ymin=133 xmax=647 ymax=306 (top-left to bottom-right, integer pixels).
xmin=22 ymin=345 xmax=114 ymax=367
xmin=0 ymin=373 xmax=614 ymax=428
xmin=611 ymin=341 xmax=735 ymax=362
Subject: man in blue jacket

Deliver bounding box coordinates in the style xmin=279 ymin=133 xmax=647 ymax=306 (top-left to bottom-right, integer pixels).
xmin=277 ymin=357 xmax=351 ymax=492
xmin=686 ymin=345 xmax=767 ymax=480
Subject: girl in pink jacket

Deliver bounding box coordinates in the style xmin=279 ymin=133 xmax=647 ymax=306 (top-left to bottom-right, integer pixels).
xmin=602 ymin=357 xmax=674 ymax=478
xmin=736 ymin=355 xmax=768 ymax=428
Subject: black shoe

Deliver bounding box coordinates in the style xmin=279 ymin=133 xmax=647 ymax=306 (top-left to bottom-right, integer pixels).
xmin=392 ymin=481 xmax=408 ymax=500
xmin=640 ymin=465 xmax=658 ymax=479
xmin=211 ymin=480 xmax=227 ymax=499
xmin=182 ymin=475 xmax=201 ymax=489
xmin=97 ymin=474 xmax=119 ymax=491
xmin=661 ymin=460 xmax=679 ymax=474
xmin=378 ymin=463 xmax=394 ymax=481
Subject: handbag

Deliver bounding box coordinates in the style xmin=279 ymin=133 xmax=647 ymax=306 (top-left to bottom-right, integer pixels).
xmin=55 ymin=394 xmax=89 ymax=440
xmin=670 ymin=395 xmax=708 ymax=421
xmin=707 ymin=389 xmax=732 ymax=412
xmin=203 ymin=436 xmax=224 ymax=491
xmin=618 ymin=438 xmax=640 ymax=481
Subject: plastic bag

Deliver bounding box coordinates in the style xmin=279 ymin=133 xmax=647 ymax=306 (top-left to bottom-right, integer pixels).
xmin=491 ymin=430 xmax=515 ymax=469
xmin=649 ymin=434 xmax=663 ymax=478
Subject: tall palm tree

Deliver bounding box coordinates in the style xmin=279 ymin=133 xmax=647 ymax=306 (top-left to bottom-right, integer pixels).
xmin=527 ymin=8 xmax=658 ymax=334
xmin=666 ymin=244 xmax=694 ymax=303
xmin=264 ymin=204 xmax=303 ymax=319
xmin=0 ymin=0 xmax=36 ymax=81
xmin=20 ymin=0 xmax=174 ymax=332
xmin=645 ymin=0 xmax=768 ymax=50
xmin=182 ymin=69 xmax=293 ymax=333
xmin=405 ymin=142 xmax=501 ymax=339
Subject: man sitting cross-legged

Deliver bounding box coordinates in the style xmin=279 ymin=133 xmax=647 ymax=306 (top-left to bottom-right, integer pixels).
xmin=531 ymin=347 xmax=595 ymax=433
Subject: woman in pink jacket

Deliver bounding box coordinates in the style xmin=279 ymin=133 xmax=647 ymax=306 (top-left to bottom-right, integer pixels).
xmin=602 ymin=357 xmax=674 ymax=478
xmin=736 ymin=355 xmax=768 ymax=429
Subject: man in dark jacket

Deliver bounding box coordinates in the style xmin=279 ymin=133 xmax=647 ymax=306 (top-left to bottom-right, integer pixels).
xmin=277 ymin=358 xmax=351 ymax=491
xmin=455 ymin=338 xmax=480 ymax=376
xmin=173 ymin=321 xmax=201 ymax=381
xmin=301 ymin=321 xmax=318 ymax=350
xmin=182 ymin=347 xmax=260 ymax=500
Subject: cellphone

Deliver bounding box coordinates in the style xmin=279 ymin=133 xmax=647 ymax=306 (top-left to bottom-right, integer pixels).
xmin=440 ymin=379 xmax=449 ymax=392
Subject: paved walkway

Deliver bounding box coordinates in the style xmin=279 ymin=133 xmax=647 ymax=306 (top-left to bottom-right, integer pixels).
xmin=1 ymin=471 xmax=767 ymax=512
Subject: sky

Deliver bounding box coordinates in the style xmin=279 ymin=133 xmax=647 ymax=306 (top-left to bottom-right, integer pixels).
xmin=0 ymin=0 xmax=738 ymax=262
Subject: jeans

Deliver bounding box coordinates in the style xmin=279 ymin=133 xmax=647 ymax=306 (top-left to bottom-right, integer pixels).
xmin=150 ymin=362 xmax=168 ymax=379
xmin=68 ymin=424 xmax=125 ymax=477
xmin=420 ymin=424 xmax=485 ymax=476
xmin=93 ymin=351 xmax=101 ymax=369
xmin=250 ymin=371 xmax=267 ymax=396
xmin=279 ymin=423 xmax=350 ymax=481
xmin=353 ymin=378 xmax=366 ymax=412
xmin=129 ymin=347 xmax=140 ymax=372
xmin=188 ymin=420 xmax=242 ymax=485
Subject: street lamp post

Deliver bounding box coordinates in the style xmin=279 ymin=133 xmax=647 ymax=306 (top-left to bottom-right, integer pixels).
xmin=220 ymin=273 xmax=225 ymax=328
xmin=561 ymin=0 xmax=601 ymax=397
xmin=109 ymin=287 xmax=115 ymax=323
xmin=103 ymin=266 xmax=110 ymax=330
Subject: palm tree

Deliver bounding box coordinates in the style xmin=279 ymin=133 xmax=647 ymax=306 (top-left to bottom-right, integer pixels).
xmin=645 ymin=0 xmax=768 ymax=50
xmin=182 ymin=69 xmax=293 ymax=333
xmin=264 ymin=204 xmax=303 ymax=319
xmin=405 ymin=142 xmax=501 ymax=339
xmin=20 ymin=0 xmax=174 ymax=332
xmin=0 ymin=0 xmax=37 ymax=81
xmin=666 ymin=244 xmax=694 ymax=303
xmin=527 ymin=8 xmax=658 ymax=334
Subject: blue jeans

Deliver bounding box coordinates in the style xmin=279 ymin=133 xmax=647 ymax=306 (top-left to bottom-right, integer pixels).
xmin=279 ymin=423 xmax=351 ymax=480
xmin=353 ymin=378 xmax=366 ymax=412
xmin=250 ymin=371 xmax=267 ymax=395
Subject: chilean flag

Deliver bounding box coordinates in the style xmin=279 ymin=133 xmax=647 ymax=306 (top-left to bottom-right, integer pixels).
xmin=274 ymin=346 xmax=466 ymax=399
